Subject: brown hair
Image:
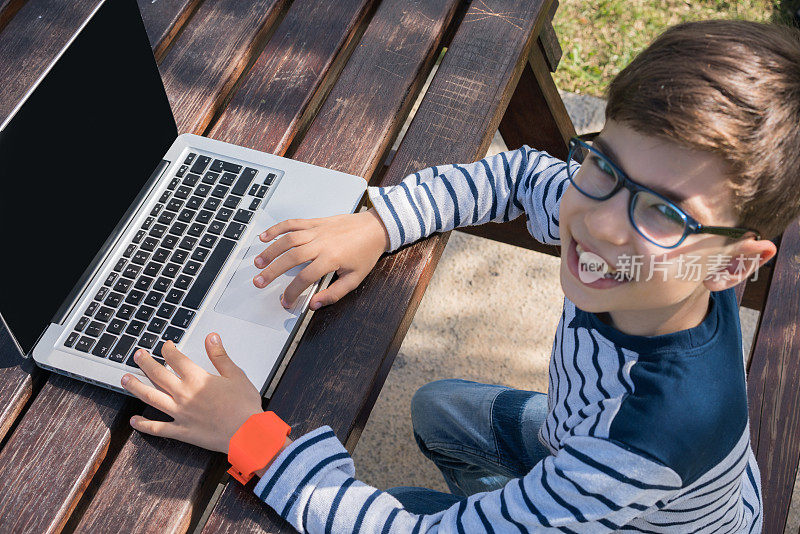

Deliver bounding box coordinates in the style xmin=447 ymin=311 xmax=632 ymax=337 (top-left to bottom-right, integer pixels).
xmin=606 ymin=19 xmax=800 ymax=240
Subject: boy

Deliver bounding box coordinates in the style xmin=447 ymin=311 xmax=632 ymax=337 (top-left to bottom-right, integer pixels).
xmin=119 ymin=19 xmax=800 ymax=532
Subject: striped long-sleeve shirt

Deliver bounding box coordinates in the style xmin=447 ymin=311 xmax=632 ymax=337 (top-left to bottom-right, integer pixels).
xmin=255 ymin=146 xmax=763 ymax=532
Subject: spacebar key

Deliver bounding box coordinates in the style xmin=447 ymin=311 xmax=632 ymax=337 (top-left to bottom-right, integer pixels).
xmin=183 ymin=238 xmax=236 ymax=310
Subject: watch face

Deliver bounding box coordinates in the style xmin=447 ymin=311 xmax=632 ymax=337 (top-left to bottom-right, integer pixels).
xmin=228 ymin=412 xmax=290 ymax=483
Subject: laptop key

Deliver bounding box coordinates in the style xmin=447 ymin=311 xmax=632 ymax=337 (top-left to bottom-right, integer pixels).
xmin=162 ymin=263 xmax=181 ymax=278
xmin=169 ymin=222 xmax=188 ymax=236
xmin=158 ymin=211 xmax=176 ymax=225
xmin=178 ymin=209 xmax=196 ymax=223
xmin=175 ymin=185 xmax=192 ymax=199
xmin=76 ymin=336 xmax=95 ymax=353
xmin=224 ymin=222 xmax=247 ymax=240
xmin=256 ymin=186 xmax=268 ymax=198
xmin=232 ymin=172 xmax=255 ymax=196
xmin=211 ymin=159 xmax=242 ymax=174
xmin=171 ymin=308 xmax=195 ymax=328
xmin=191 ymin=247 xmax=209 ymax=262
xmin=153 ymin=277 xmax=171 ymax=293
xmin=107 ymin=319 xmax=126 ymax=335
xmin=125 ymin=290 xmax=145 ymax=306
xmin=149 ymin=224 xmax=167 ymax=238
xmin=211 ymin=185 xmax=229 ymax=198
xmin=220 ymin=172 xmax=237 ymax=186
xmin=195 ymin=184 xmax=211 ymax=197
xmin=196 ymin=210 xmax=213 ymax=224
xmin=188 ymin=223 xmax=205 ymax=237
xmin=215 ymin=208 xmax=233 ymax=222
xmin=142 ymin=216 xmax=154 ymax=230
xmin=186 ymin=196 xmax=203 ymax=210
xmin=95 ymin=307 xmax=114 ymax=323
xmin=105 ymin=292 xmax=124 ymax=308
xmin=141 ymin=237 xmax=159 ymax=251
xmin=176 ymin=165 xmax=188 ymax=178
xmin=223 ymin=195 xmax=241 ymax=209
xmin=148 ymin=318 xmax=167 ymax=334
xmin=132 ymin=250 xmax=150 ymax=265
xmin=167 ymin=177 xmax=180 ymax=190
xmin=203 ymin=171 xmax=220 ymax=184
xmin=161 ymin=235 xmax=179 ymax=250
xmin=144 ymin=291 xmax=164 ymax=307
xmin=134 ymin=276 xmax=153 ymax=291
xmin=199 ymin=233 xmax=217 ymax=248
xmin=174 ymin=274 xmax=192 ymax=290
xmin=152 ymin=248 xmax=170 ymax=263
xmin=139 ymin=333 xmax=158 ymax=349
xmin=135 ymin=305 xmax=155 ymax=321
xmin=178 ymin=236 xmax=197 ymax=251
xmin=208 ymin=220 xmax=224 ymax=235
xmin=162 ymin=326 xmax=184 ymax=343
xmin=116 ymin=304 xmax=135 ymax=321
xmin=126 ymin=320 xmax=146 ymax=336
xmin=86 ymin=321 xmax=104 ymax=337
xmin=203 ymin=197 xmax=221 ymax=211
xmin=184 ymin=153 xmax=196 ymax=165
xmin=76 ymin=316 xmax=90 ymax=332
xmin=167 ymin=198 xmax=184 ymax=212
xmin=94 ymin=287 xmax=109 ymax=301
xmin=248 ymin=184 xmax=259 ymax=196
xmin=182 ymin=173 xmax=200 ymax=186
xmin=166 ymin=289 xmax=185 ymax=304
xmin=152 ymin=341 xmax=166 ymax=357
xmin=249 ymin=198 xmax=261 ymax=211
xmin=114 ymin=278 xmax=132 ymax=293
xmin=104 ymin=272 xmax=118 ymax=286
xmin=110 ymin=335 xmax=136 ymax=362
xmin=171 ymin=249 xmax=188 ymax=264
xmin=122 ymin=265 xmax=141 ymax=279
xmin=233 ymin=209 xmax=254 ymax=224
xmin=150 ymin=204 xmax=163 ymax=217
xmin=264 ymin=173 xmax=276 ymax=185
xmin=85 ymin=301 xmax=100 ymax=316
xmin=64 ymin=332 xmax=79 ymax=348
xmin=159 ymin=191 xmax=170 ymax=203
xmin=143 ymin=261 xmax=161 ymax=277
xmin=92 ymin=333 xmax=117 ymax=358
xmin=133 ymin=230 xmax=146 ymax=244
xmin=183 ymin=238 xmax=236 ymax=310
xmin=190 ymin=155 xmax=211 ymax=174
xmin=114 ymin=258 xmax=127 ymax=272
xmin=157 ymin=303 xmax=176 ymax=319
xmin=183 ymin=261 xmax=201 ymax=276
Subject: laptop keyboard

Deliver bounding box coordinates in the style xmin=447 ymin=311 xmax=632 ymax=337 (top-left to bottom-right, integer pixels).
xmin=62 ymin=152 xmax=278 ymax=368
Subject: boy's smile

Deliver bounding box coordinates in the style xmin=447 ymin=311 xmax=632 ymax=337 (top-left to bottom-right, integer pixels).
xmin=558 ymin=120 xmax=775 ymax=337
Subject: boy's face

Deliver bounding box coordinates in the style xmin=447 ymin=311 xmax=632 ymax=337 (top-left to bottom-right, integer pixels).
xmin=558 ymin=120 xmax=774 ymax=334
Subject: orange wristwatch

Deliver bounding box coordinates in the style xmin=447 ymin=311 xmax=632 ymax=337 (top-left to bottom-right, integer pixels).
xmin=227 ymin=411 xmax=291 ymax=484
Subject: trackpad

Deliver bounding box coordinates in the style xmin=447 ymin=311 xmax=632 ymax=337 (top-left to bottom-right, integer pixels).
xmin=214 ymin=244 xmax=312 ymax=332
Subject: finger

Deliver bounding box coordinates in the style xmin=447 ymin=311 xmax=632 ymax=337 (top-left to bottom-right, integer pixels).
xmin=131 ymin=348 xmax=181 ymax=392
xmin=160 ymin=341 xmax=202 ymax=379
xmin=129 ymin=415 xmax=187 ymax=441
xmin=259 ymin=219 xmax=316 ymax=243
xmin=281 ymin=259 xmax=333 ymax=307
xmin=121 ymin=374 xmax=179 ymax=415
xmin=308 ymin=270 xmax=364 ymax=309
xmin=254 ymin=230 xmax=314 ymax=270
xmin=254 ymin=243 xmax=316 ymax=289
xmin=205 ymin=333 xmax=246 ymax=379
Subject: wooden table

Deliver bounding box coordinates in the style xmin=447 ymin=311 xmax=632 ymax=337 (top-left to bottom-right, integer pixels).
xmin=0 ymin=0 xmax=574 ymax=531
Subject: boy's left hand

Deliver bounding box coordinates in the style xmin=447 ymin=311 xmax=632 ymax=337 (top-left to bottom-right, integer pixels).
xmin=121 ymin=333 xmax=263 ymax=454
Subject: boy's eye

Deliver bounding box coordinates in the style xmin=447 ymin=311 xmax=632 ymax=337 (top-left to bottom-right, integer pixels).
xmin=654 ymin=203 xmax=684 ymax=224
xmin=589 ymin=154 xmax=616 ymax=180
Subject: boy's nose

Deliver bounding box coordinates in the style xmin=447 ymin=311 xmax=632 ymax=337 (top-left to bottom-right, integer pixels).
xmin=583 ymin=188 xmax=631 ymax=247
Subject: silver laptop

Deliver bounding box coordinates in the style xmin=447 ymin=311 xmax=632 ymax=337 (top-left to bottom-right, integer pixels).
xmin=0 ymin=0 xmax=366 ymax=395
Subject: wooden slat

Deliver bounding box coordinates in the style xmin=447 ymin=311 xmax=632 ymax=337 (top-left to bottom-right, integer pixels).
xmin=0 ymin=374 xmax=126 ymax=532
xmin=157 ymin=0 xmax=290 ymax=135
xmin=0 ymin=318 xmax=37 ymax=443
xmin=0 ymin=0 xmax=24 ymax=32
xmin=746 ymin=218 xmax=800 ymax=533
xmin=73 ymin=0 xmax=454 ymax=530
xmin=458 ymin=41 xmax=574 ymax=250
xmin=0 ymin=0 xmax=102 ymax=125
xmin=202 ymin=1 xmax=554 ymax=531
xmin=537 ymin=0 xmax=561 ymax=72
xmin=137 ymin=0 xmax=202 ymax=62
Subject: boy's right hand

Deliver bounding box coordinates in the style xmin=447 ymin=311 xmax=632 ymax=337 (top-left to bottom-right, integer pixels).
xmin=253 ymin=208 xmax=391 ymax=310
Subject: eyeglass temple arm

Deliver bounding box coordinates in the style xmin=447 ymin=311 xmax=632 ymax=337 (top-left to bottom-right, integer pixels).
xmin=699 ymin=225 xmax=761 ymax=240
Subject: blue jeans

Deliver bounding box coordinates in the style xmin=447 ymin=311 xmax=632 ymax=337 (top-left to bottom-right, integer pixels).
xmin=386 ymin=379 xmax=550 ymax=515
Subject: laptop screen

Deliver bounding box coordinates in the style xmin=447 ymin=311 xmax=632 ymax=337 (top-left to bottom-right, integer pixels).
xmin=0 ymin=0 xmax=178 ymax=353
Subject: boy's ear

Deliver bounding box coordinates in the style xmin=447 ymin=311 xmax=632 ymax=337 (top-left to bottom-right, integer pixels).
xmin=702 ymin=237 xmax=777 ymax=292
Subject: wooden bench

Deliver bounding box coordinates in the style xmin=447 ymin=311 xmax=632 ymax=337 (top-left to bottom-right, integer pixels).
xmin=0 ymin=1 xmax=796 ymax=533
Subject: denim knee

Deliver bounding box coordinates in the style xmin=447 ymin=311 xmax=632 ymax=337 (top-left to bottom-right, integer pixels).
xmin=410 ymin=379 xmax=465 ymax=443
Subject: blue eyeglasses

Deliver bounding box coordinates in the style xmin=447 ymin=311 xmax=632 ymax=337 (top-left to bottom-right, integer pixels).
xmin=566 ymin=137 xmax=761 ymax=249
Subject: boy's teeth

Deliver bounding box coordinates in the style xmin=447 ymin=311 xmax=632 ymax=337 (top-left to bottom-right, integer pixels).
xmin=576 ymin=242 xmax=617 ymax=274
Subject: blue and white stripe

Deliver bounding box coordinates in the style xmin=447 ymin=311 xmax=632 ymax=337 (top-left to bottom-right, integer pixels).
xmin=255 ymin=146 xmax=762 ymax=532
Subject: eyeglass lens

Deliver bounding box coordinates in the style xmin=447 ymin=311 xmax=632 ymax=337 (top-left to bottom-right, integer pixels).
xmin=568 ymin=143 xmax=687 ymax=247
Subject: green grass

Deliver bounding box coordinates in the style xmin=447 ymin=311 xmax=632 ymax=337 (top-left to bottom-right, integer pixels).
xmin=552 ymin=0 xmax=785 ymax=97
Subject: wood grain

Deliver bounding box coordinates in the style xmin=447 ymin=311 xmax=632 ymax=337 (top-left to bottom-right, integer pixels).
xmin=137 ymin=0 xmax=202 ymax=62
xmin=747 ymin=217 xmax=800 ymax=533
xmin=0 ymin=0 xmax=102 ymax=125
xmin=0 ymin=318 xmax=37 ymax=443
xmin=0 ymin=0 xmax=24 ymax=32
xmin=202 ymin=0 xmax=554 ymax=531
xmin=0 ymin=374 xmax=125 ymax=533
xmin=157 ymin=0 xmax=290 ymax=134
